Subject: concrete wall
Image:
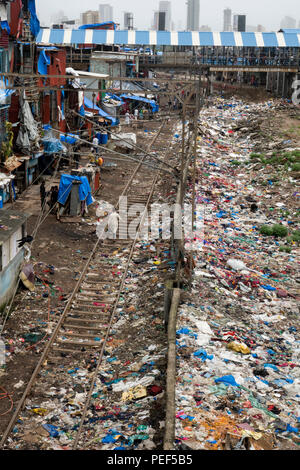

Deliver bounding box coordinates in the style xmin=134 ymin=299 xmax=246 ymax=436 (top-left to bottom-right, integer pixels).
xmin=0 ymin=249 xmax=24 ymax=312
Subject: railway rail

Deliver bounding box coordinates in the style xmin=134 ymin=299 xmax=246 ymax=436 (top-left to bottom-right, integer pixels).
xmin=0 ymin=119 xmax=180 ymax=450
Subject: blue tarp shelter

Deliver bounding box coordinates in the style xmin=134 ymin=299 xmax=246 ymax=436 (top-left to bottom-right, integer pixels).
xmin=84 ymin=96 xmax=119 ymax=126
xmin=120 ymin=94 xmax=159 ymax=113
xmin=58 ymin=174 xmax=93 ymax=206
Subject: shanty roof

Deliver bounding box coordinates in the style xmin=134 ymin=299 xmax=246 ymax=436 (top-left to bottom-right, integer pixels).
xmin=83 ymin=96 xmax=118 ymax=126
xmin=0 ymin=210 xmax=29 ymax=245
xmin=73 ymin=70 xmax=109 ymax=79
xmin=37 ymin=29 xmax=300 ymax=48
xmin=120 ymin=94 xmax=159 ymax=113
xmin=78 ymin=22 xmax=117 ymax=31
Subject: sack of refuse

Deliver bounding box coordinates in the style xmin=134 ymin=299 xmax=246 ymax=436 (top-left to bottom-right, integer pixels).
xmin=226 ymin=259 xmax=247 ymax=271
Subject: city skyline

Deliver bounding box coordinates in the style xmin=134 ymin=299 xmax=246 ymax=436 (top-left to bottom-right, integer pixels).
xmin=37 ymin=0 xmax=300 ymax=31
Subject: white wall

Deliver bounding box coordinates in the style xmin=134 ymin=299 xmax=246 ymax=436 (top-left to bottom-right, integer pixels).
xmin=1 ymin=226 xmax=23 ymax=271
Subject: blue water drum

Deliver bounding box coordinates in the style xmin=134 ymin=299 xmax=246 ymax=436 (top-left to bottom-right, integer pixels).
xmin=101 ymin=132 xmax=108 ymax=145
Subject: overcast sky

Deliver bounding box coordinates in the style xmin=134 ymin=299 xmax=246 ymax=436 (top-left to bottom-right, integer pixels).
xmin=35 ymin=0 xmax=300 ymax=31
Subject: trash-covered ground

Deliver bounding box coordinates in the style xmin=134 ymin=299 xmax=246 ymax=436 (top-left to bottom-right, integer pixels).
xmin=2 ymin=239 xmax=172 ymax=450
xmin=176 ymin=98 xmax=300 ymax=451
xmin=0 ymin=119 xmax=180 ymax=449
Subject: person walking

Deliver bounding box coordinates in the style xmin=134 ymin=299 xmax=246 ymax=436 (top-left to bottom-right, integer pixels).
xmin=125 ymin=111 xmax=130 ymax=126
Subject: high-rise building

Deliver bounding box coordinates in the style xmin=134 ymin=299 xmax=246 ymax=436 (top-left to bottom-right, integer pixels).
xmin=158 ymin=12 xmax=166 ymax=31
xmin=81 ymin=10 xmax=100 ymax=25
xmin=233 ymin=14 xmax=246 ymax=32
xmin=159 ymin=1 xmax=172 ymax=30
xmin=280 ymin=16 xmax=296 ymax=29
xmin=152 ymin=11 xmax=159 ymax=30
xmin=187 ymin=0 xmax=200 ymax=31
xmin=223 ymin=8 xmax=232 ymax=31
xmin=124 ymin=12 xmax=134 ymax=30
xmin=99 ymin=4 xmax=113 ymax=23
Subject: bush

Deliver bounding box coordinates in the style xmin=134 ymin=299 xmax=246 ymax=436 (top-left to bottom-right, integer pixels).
xmin=271 ymin=224 xmax=288 ymax=238
xmin=279 ymin=246 xmax=292 ymax=253
xmin=260 ymin=225 xmax=273 ymax=236
xmin=291 ymin=163 xmax=300 ymax=172
xmin=291 ymin=150 xmax=300 ymax=158
xmin=260 ymin=224 xmax=288 ymax=238
xmin=291 ymin=230 xmax=300 ymax=242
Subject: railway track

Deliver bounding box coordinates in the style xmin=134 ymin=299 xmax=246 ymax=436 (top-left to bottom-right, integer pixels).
xmin=0 ymin=119 xmax=180 ymax=450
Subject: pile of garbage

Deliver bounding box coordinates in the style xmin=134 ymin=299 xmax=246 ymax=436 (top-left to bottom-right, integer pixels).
xmin=175 ymin=98 xmax=299 ymax=451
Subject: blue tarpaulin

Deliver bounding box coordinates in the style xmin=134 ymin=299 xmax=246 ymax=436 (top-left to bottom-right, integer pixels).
xmin=120 ymin=94 xmax=159 ymax=113
xmin=28 ymin=0 xmax=40 ymax=38
xmin=42 ymin=136 xmax=66 ymax=154
xmin=60 ymin=133 xmax=79 ymax=145
xmin=37 ymin=49 xmax=51 ymax=75
xmin=37 ymin=47 xmax=59 ymax=75
xmin=58 ymin=174 xmax=93 ymax=206
xmin=79 ymin=22 xmax=117 ymax=31
xmin=0 ymin=21 xmax=10 ymax=34
xmin=84 ymin=96 xmax=118 ymax=126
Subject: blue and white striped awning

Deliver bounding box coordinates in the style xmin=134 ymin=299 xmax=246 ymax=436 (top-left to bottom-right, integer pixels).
xmin=36 ymin=29 xmax=300 ymax=48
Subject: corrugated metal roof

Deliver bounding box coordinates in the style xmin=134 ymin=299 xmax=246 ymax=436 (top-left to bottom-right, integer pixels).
xmin=37 ymin=29 xmax=300 ymax=48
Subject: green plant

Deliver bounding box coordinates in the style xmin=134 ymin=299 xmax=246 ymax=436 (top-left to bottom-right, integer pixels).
xmin=271 ymin=224 xmax=288 ymax=238
xmin=260 ymin=225 xmax=273 ymax=236
xmin=291 ymin=150 xmax=300 ymax=158
xmin=291 ymin=163 xmax=300 ymax=172
xmin=260 ymin=224 xmax=288 ymax=238
xmin=279 ymin=246 xmax=292 ymax=253
xmin=291 ymin=230 xmax=300 ymax=242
